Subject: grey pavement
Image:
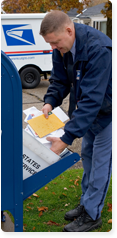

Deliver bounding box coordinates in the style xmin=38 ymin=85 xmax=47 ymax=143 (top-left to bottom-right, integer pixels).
xmin=1 ymin=212 xmax=14 ymax=232
xmin=1 ymin=79 xmax=82 ymax=232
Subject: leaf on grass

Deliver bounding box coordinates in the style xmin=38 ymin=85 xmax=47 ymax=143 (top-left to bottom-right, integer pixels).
xmin=107 ymin=203 xmax=112 ymax=212
xmin=32 ymin=227 xmax=36 ymax=230
xmin=74 ymin=179 xmax=79 ymax=186
xmin=108 ymin=219 xmax=112 ymax=224
xmin=28 ymin=196 xmax=31 ymax=199
xmin=37 ymin=206 xmax=48 ymax=212
xmin=33 ymin=193 xmax=39 ymax=197
xmin=64 ymin=187 xmax=68 ymax=190
xmin=23 ymin=226 xmax=26 ymax=231
xmin=23 ymin=224 xmax=27 ymax=227
xmin=45 ymin=186 xmax=48 ymax=190
xmin=29 ymin=202 xmax=34 ymax=205
xmin=69 ymin=185 xmax=75 ymax=188
xmin=24 ymin=209 xmax=29 ymax=212
xmin=39 ymin=211 xmax=43 ymax=217
xmin=47 ymin=220 xmax=60 ymax=226
xmin=26 ymin=206 xmax=32 ymax=210
xmin=39 ymin=200 xmax=43 ymax=203
xmin=65 ymin=203 xmax=70 ymax=207
xmin=62 ymin=193 xmax=67 ymax=196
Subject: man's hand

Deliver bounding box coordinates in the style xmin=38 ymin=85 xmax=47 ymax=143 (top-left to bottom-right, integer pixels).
xmin=46 ymin=137 xmax=68 ymax=155
xmin=41 ymin=104 xmax=52 ymax=118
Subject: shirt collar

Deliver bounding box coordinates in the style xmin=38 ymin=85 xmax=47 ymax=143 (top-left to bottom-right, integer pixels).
xmin=70 ymin=39 xmax=76 ymax=57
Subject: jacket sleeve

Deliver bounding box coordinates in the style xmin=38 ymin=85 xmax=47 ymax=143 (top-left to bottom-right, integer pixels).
xmin=60 ymin=46 xmax=112 ymax=145
xmin=44 ymin=49 xmax=70 ymax=108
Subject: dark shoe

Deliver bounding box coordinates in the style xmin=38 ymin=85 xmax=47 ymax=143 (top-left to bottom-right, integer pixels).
xmin=63 ymin=210 xmax=102 ymax=232
xmin=64 ymin=204 xmax=84 ymax=221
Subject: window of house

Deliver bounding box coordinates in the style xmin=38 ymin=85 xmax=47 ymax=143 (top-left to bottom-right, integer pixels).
xmin=93 ymin=21 xmax=107 ymax=35
xmin=100 ymin=21 xmax=107 ymax=35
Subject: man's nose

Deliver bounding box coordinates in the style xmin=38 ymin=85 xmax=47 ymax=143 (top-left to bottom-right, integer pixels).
xmin=50 ymin=44 xmax=57 ymax=50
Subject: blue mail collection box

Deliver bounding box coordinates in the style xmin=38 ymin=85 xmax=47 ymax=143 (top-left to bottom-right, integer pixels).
xmin=1 ymin=51 xmax=80 ymax=232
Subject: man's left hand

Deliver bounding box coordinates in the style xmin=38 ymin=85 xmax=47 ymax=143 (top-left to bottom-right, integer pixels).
xmin=46 ymin=137 xmax=68 ymax=155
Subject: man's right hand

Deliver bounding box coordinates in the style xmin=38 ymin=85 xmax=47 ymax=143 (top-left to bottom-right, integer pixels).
xmin=41 ymin=104 xmax=53 ymax=118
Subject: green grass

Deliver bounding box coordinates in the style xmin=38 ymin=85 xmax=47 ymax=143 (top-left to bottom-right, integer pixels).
xmin=22 ymin=168 xmax=112 ymax=232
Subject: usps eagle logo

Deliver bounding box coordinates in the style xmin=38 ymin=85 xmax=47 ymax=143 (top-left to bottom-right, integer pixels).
xmin=2 ymin=24 xmax=35 ymax=46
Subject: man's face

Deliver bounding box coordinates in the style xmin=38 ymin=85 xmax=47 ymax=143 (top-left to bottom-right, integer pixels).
xmin=43 ymin=27 xmax=74 ymax=54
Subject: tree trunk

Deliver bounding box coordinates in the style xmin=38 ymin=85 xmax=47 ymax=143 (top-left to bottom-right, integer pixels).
xmin=107 ymin=2 xmax=112 ymax=39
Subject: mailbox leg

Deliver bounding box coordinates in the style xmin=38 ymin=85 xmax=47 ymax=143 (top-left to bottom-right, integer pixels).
xmin=14 ymin=204 xmax=23 ymax=232
xmin=1 ymin=211 xmax=6 ymax=222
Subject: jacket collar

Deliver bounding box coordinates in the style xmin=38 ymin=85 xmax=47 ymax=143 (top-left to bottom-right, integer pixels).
xmin=63 ymin=23 xmax=88 ymax=66
xmin=74 ymin=22 xmax=88 ymax=62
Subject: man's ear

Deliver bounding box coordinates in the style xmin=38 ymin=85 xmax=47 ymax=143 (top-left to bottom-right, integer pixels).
xmin=66 ymin=27 xmax=72 ymax=36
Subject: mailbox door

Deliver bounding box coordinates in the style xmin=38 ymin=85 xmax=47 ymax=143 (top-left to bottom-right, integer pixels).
xmin=1 ymin=51 xmax=23 ymax=231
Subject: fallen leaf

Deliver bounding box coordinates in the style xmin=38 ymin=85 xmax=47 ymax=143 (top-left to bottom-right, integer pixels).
xmin=29 ymin=202 xmax=34 ymax=205
xmin=24 ymin=209 xmax=29 ymax=212
xmin=37 ymin=206 xmax=48 ymax=212
xmin=45 ymin=186 xmax=48 ymax=190
xmin=108 ymin=219 xmax=112 ymax=224
xmin=28 ymin=197 xmax=31 ymax=199
xmin=52 ymin=192 xmax=56 ymax=195
xmin=23 ymin=226 xmax=26 ymax=231
xmin=69 ymin=185 xmax=75 ymax=188
xmin=47 ymin=220 xmax=60 ymax=226
xmin=62 ymin=193 xmax=67 ymax=196
xmin=39 ymin=200 xmax=43 ymax=203
xmin=33 ymin=193 xmax=39 ymax=198
xmin=107 ymin=203 xmax=112 ymax=212
xmin=26 ymin=206 xmax=32 ymax=210
xmin=39 ymin=211 xmax=43 ymax=217
xmin=64 ymin=187 xmax=68 ymax=190
xmin=65 ymin=203 xmax=70 ymax=207
xmin=32 ymin=227 xmax=36 ymax=230
xmin=23 ymin=224 xmax=27 ymax=227
xmin=74 ymin=179 xmax=79 ymax=186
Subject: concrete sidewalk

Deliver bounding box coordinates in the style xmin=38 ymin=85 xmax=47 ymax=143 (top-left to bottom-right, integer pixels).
xmin=1 ymin=212 xmax=14 ymax=232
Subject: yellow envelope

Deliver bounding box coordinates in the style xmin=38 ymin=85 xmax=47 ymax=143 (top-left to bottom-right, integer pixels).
xmin=28 ymin=113 xmax=65 ymax=138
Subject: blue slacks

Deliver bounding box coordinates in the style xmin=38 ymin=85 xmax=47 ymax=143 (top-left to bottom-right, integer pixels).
xmin=80 ymin=122 xmax=112 ymax=220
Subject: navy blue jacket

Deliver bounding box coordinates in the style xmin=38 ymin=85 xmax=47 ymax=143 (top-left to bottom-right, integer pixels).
xmin=44 ymin=23 xmax=112 ymax=145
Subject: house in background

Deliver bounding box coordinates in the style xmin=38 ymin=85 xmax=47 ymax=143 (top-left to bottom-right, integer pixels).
xmin=67 ymin=3 xmax=107 ymax=35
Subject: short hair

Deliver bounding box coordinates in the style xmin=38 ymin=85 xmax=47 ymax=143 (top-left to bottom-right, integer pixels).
xmin=40 ymin=10 xmax=72 ymax=36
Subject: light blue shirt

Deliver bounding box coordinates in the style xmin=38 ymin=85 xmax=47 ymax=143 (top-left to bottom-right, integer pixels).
xmin=70 ymin=39 xmax=76 ymax=62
